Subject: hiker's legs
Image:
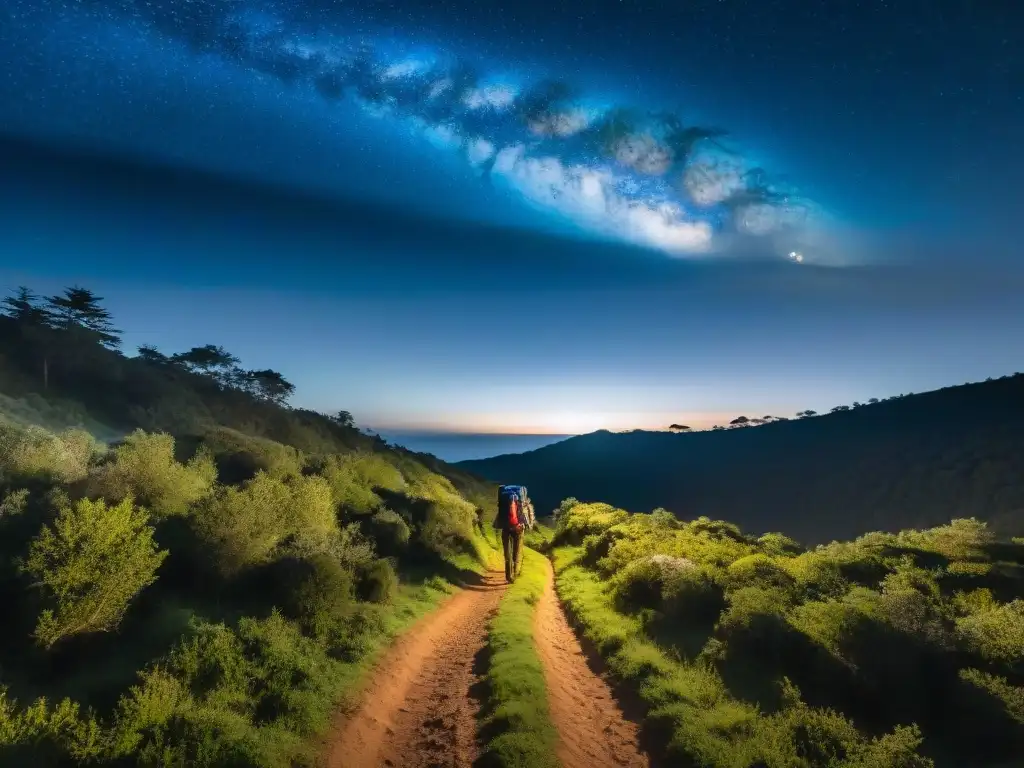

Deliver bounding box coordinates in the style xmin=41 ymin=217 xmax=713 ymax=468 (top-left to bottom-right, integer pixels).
xmin=502 ymin=529 xmax=514 ymax=582
xmin=512 ymin=529 xmax=523 ymax=576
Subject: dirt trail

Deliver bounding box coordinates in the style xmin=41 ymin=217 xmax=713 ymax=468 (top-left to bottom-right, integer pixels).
xmin=327 ymin=571 xmax=506 ymax=768
xmin=533 ymin=556 xmax=651 ymax=768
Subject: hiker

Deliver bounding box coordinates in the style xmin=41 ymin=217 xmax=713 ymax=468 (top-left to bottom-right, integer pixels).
xmin=494 ymin=484 xmax=535 ymax=583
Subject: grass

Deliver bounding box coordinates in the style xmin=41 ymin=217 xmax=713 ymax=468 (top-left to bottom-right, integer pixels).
xmin=476 ymin=547 xmax=559 ymax=768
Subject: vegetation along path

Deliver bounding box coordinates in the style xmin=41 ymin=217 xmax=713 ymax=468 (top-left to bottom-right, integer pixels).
xmin=533 ymin=556 xmax=650 ymax=768
xmin=328 ymin=570 xmax=507 ymax=768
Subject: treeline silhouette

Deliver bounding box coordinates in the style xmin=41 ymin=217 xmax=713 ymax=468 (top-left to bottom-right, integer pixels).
xmin=461 ymin=373 xmax=1024 ymax=544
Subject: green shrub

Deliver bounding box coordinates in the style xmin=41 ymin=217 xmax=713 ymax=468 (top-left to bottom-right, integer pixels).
xmin=282 ymin=474 xmax=338 ymax=555
xmin=313 ymin=452 xmax=388 ymax=515
xmin=610 ymin=554 xmax=708 ymax=613
xmin=0 ymin=486 xmax=29 ymax=519
xmin=726 ymin=553 xmax=797 ymax=592
xmin=958 ymin=668 xmax=1024 ymax=725
xmin=419 ymin=502 xmax=476 ymax=559
xmin=199 ymin=426 xmax=304 ymax=484
xmin=876 ymin=562 xmax=947 ymax=640
xmin=949 ymin=587 xmax=998 ymax=617
xmin=758 ymin=680 xmax=933 ymax=767
xmin=0 ymin=686 xmax=105 ymax=762
xmin=165 ymin=620 xmax=250 ymax=710
xmin=718 ymin=585 xmax=793 ymax=630
xmin=332 ymin=452 xmax=405 ymax=493
xmin=89 ymin=429 xmax=216 ymax=518
xmin=192 ymin=472 xmax=294 ymax=574
xmin=788 ymin=598 xmax=869 ymax=658
xmin=278 ymin=554 xmax=356 ymax=640
xmin=757 ymin=532 xmax=803 ymax=557
xmin=192 ymin=472 xmax=344 ymax=574
xmin=366 ymin=508 xmax=411 ymax=557
xmin=553 ymin=500 xmax=629 ymax=545
xmin=110 ymin=613 xmax=343 ymax=766
xmin=955 ymin=599 xmax=1024 ymax=668
xmin=325 ymin=522 xmax=377 ymax=573
xmin=778 ymin=551 xmax=848 ymax=601
xmin=357 ymin=558 xmax=398 ymax=604
xmin=0 ymin=423 xmax=99 ymax=484
xmin=22 ymin=495 xmax=168 ymax=648
xmin=107 ymin=666 xmax=191 ymax=760
xmin=235 ymin=611 xmax=343 ymax=736
xmin=588 ymin=511 xmax=758 ymax=577
xmin=662 ymin=564 xmax=727 ymax=626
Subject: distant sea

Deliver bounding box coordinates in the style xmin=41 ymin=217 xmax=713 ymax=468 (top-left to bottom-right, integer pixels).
xmin=374 ymin=431 xmax=573 ymax=463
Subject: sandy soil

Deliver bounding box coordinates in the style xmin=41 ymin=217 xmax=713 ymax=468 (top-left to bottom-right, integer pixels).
xmin=326 ymin=571 xmax=506 ymax=768
xmin=533 ymin=556 xmax=651 ymax=768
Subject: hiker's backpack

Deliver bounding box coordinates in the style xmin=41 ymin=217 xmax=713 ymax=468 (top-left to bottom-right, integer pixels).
xmin=498 ymin=485 xmax=525 ymax=528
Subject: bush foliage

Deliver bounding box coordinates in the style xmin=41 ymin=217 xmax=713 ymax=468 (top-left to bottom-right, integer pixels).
xmin=22 ymin=496 xmax=168 ymax=649
xmin=0 ymin=289 xmax=497 ymax=765
xmin=552 ymin=500 xmax=1024 ymax=766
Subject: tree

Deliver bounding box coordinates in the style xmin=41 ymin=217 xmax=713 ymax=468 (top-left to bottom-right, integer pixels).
xmin=1 ymin=286 xmax=52 ymax=326
xmin=22 ymin=496 xmax=168 ymax=648
xmin=798 ymin=410 xmax=818 ymax=418
xmin=868 ymin=398 xmax=880 ymax=404
xmin=831 ymin=405 xmax=851 ymax=413
xmin=3 ymin=286 xmax=55 ymax=388
xmin=730 ymin=416 xmax=750 ymax=426
xmin=245 ymin=369 xmax=296 ymax=406
xmin=45 ymin=286 xmax=122 ymax=349
xmin=171 ymin=344 xmax=240 ymax=386
xmin=135 ymin=344 xmax=170 ymax=365
xmin=331 ymin=411 xmax=355 ymax=428
xmin=668 ymin=424 xmax=691 ymax=432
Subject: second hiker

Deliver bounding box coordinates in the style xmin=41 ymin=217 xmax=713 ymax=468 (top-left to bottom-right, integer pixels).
xmin=494 ymin=484 xmax=535 ymax=583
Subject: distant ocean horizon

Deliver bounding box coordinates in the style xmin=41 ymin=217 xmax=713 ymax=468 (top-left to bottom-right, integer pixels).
xmin=373 ymin=431 xmax=575 ymax=463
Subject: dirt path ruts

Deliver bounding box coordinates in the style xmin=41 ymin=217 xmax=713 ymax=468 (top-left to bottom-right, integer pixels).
xmin=533 ymin=556 xmax=651 ymax=768
xmin=326 ymin=571 xmax=507 ymax=768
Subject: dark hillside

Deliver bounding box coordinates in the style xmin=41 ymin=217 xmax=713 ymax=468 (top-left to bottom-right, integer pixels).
xmin=460 ymin=374 xmax=1024 ymax=543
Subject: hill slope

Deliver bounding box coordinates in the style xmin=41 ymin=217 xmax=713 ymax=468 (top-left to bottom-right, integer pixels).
xmin=0 ymin=292 xmax=500 ymax=764
xmin=460 ymin=374 xmax=1024 ymax=543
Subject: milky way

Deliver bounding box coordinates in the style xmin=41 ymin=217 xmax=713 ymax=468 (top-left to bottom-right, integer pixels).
xmin=9 ymin=0 xmax=835 ymax=263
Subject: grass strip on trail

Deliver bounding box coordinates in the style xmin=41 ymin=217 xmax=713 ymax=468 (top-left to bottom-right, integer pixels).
xmin=476 ymin=547 xmax=559 ymax=768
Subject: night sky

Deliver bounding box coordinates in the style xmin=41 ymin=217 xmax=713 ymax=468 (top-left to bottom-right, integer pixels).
xmin=1 ymin=0 xmax=1022 ymax=441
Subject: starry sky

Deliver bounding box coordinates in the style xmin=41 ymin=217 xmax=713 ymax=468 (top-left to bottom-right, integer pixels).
xmin=1 ymin=0 xmax=1022 ymax=444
